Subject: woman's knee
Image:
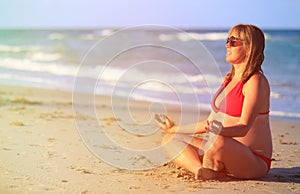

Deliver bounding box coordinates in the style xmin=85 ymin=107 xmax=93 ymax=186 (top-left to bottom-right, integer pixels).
xmin=162 ymin=133 xmax=192 ymax=145
xmin=161 ymin=134 xmax=168 ymax=145
xmin=161 ymin=133 xmax=174 ymax=145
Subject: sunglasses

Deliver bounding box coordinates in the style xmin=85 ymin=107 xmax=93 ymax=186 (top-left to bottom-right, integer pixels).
xmin=226 ymin=36 xmax=243 ymax=47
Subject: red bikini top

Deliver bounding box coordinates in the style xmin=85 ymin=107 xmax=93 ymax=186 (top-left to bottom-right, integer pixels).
xmin=211 ymin=80 xmax=269 ymax=117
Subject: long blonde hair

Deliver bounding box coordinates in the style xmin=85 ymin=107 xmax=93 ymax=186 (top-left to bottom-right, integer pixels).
xmin=225 ymin=24 xmax=265 ymax=82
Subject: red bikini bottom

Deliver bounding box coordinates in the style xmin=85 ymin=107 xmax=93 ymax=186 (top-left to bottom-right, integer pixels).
xmin=253 ymin=152 xmax=272 ymax=172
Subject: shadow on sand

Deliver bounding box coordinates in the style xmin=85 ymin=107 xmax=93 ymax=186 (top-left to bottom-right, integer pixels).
xmin=260 ymin=167 xmax=300 ymax=183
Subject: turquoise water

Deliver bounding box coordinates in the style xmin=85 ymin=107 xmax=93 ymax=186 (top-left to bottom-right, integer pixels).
xmin=0 ymin=28 xmax=299 ymax=121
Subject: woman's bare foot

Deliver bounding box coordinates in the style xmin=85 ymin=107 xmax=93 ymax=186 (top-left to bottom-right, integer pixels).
xmin=195 ymin=167 xmax=228 ymax=180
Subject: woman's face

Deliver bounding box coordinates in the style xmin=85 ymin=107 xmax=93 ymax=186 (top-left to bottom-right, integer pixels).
xmin=225 ymin=31 xmax=247 ymax=65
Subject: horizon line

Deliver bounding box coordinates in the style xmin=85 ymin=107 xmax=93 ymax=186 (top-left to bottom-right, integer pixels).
xmin=0 ymin=25 xmax=300 ymax=31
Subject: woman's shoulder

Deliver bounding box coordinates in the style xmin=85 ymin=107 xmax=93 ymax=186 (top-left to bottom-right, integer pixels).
xmin=243 ymin=73 xmax=270 ymax=112
xmin=244 ymin=73 xmax=270 ymax=91
xmin=246 ymin=72 xmax=268 ymax=84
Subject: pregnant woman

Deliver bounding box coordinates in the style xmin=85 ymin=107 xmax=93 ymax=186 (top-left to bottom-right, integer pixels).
xmin=160 ymin=24 xmax=272 ymax=180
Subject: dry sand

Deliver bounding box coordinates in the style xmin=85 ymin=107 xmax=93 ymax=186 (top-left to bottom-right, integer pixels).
xmin=0 ymin=84 xmax=299 ymax=194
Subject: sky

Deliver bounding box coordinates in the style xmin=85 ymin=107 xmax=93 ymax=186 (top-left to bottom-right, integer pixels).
xmin=1 ymin=0 xmax=300 ymax=29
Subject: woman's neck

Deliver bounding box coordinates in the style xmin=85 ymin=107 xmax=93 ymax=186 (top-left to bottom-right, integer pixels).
xmin=232 ymin=63 xmax=246 ymax=81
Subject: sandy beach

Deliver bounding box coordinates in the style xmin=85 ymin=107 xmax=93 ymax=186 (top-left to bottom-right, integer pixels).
xmin=0 ymin=84 xmax=299 ymax=194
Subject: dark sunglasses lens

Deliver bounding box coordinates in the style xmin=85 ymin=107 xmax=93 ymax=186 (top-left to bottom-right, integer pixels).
xmin=226 ymin=37 xmax=232 ymax=46
xmin=226 ymin=36 xmax=239 ymax=47
xmin=226 ymin=38 xmax=230 ymax=44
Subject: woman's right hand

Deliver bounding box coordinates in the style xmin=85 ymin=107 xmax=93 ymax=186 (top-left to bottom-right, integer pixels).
xmin=160 ymin=116 xmax=176 ymax=133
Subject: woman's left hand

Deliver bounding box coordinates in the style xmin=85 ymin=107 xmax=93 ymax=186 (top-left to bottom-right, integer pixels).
xmin=208 ymin=120 xmax=223 ymax=134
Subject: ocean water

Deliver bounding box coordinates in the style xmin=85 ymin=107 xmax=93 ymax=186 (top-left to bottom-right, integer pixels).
xmin=0 ymin=27 xmax=300 ymax=121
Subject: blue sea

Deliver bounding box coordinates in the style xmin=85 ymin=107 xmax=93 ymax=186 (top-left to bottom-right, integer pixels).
xmin=0 ymin=27 xmax=300 ymax=121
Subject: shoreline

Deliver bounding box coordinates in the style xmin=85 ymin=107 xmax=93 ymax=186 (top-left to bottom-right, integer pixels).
xmin=0 ymin=84 xmax=299 ymax=193
xmin=2 ymin=82 xmax=300 ymax=123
